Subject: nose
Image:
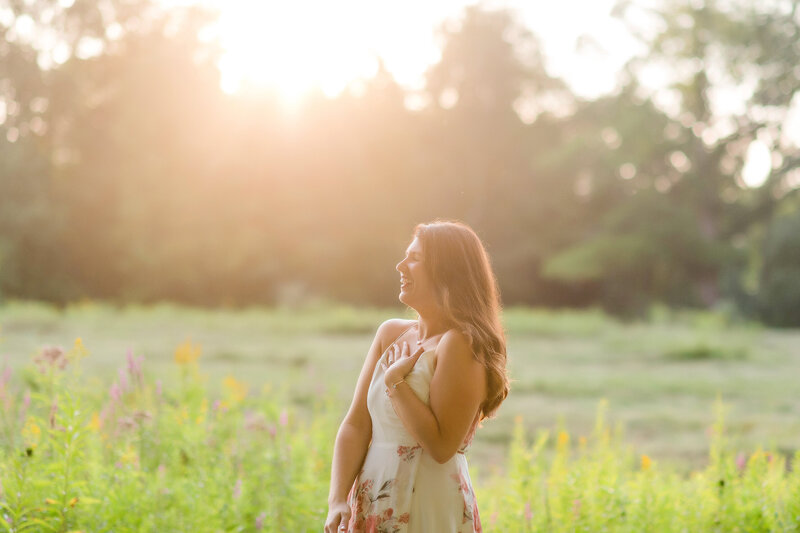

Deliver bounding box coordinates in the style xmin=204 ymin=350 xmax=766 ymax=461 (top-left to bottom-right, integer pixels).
xmin=396 ymin=258 xmax=407 ymax=273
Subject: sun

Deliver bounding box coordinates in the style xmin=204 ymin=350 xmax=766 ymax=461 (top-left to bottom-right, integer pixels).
xmin=211 ymin=0 xmax=381 ymax=102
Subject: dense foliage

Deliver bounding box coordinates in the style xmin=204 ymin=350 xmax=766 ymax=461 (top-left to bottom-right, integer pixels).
xmin=1 ymin=1 xmax=799 ymax=324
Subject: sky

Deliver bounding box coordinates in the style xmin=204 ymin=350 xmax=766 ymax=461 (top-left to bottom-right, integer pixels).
xmin=206 ymin=0 xmax=640 ymax=101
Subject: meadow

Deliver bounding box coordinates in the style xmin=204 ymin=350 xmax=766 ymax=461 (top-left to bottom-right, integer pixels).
xmin=0 ymin=301 xmax=799 ymax=531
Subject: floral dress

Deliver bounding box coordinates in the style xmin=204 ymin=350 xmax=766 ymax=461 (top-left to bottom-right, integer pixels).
xmin=346 ymin=331 xmax=482 ymax=533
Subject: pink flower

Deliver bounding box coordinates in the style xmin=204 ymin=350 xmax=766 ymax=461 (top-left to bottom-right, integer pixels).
xmin=524 ymin=501 xmax=533 ymax=521
xmin=572 ymin=498 xmax=582 ymax=517
xmin=0 ymin=363 xmax=11 ymax=388
xmin=155 ymin=379 xmax=162 ymax=399
xmin=255 ymin=512 xmax=266 ymax=530
xmin=109 ymin=382 xmax=122 ymax=402
xmin=279 ymin=409 xmax=288 ymax=427
xmin=118 ymin=368 xmax=129 ymax=392
xmin=268 ymin=425 xmax=277 ymax=438
xmin=365 ymin=515 xmax=378 ymax=533
xmin=126 ymin=350 xmax=144 ymax=386
xmin=34 ymin=346 xmax=67 ymax=373
xmin=736 ymin=452 xmax=746 ymax=471
xmin=232 ymin=478 xmax=242 ymax=499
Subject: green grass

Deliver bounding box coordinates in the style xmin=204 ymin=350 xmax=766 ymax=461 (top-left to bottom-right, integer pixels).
xmin=0 ymin=346 xmax=798 ymax=532
xmin=1 ymin=300 xmax=799 ymax=475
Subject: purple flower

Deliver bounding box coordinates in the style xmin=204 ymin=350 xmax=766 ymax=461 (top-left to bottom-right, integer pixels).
xmin=255 ymin=512 xmax=266 ymax=530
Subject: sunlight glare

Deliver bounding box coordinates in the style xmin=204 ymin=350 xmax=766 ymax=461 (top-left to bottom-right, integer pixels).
xmin=215 ymin=0 xmax=380 ymax=101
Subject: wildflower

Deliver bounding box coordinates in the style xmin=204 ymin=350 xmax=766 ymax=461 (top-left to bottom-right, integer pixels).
xmin=0 ymin=362 xmax=11 ymax=389
xmin=255 ymin=512 xmax=266 ymax=530
xmin=22 ymin=418 xmax=41 ymax=449
xmin=641 ymin=454 xmax=652 ymax=471
xmin=572 ymin=498 xmax=582 ymax=517
xmin=68 ymin=497 xmax=79 ymax=507
xmin=223 ymin=376 xmax=248 ymax=405
xmin=133 ymin=410 xmax=152 ymax=423
xmin=174 ymin=340 xmax=201 ymax=365
xmin=156 ymin=379 xmax=162 ymax=399
xmin=44 ymin=498 xmax=58 ymax=505
xmin=66 ymin=338 xmax=89 ymax=361
xmin=34 ymin=345 xmax=68 ymax=373
xmin=88 ymin=412 xmax=101 ymax=432
xmin=244 ymin=411 xmax=269 ymax=432
xmin=126 ymin=349 xmax=144 ymax=387
xmin=524 ymin=501 xmax=533 ymax=521
xmin=120 ymin=446 xmax=138 ymax=465
xmin=109 ymin=382 xmax=122 ymax=402
xmin=118 ymin=368 xmax=129 ymax=393
xmin=557 ymin=430 xmax=569 ymax=451
xmin=578 ymin=436 xmax=587 ymax=449
xmin=116 ymin=416 xmax=137 ymax=432
xmin=279 ymin=409 xmax=289 ymax=427
xmin=736 ymin=452 xmax=746 ymax=472
xmin=268 ymin=424 xmax=277 ymax=438
xmin=232 ymin=478 xmax=243 ymax=499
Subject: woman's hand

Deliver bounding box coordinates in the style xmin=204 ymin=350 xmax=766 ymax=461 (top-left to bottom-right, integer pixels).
xmin=324 ymin=500 xmax=351 ymax=533
xmin=383 ymin=341 xmax=425 ymax=388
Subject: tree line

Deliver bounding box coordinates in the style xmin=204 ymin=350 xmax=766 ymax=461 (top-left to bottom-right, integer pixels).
xmin=1 ymin=0 xmax=799 ymax=325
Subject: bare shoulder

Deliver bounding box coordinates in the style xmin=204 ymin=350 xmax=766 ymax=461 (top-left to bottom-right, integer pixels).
xmin=438 ymin=329 xmax=474 ymax=358
xmin=436 ymin=329 xmax=483 ymax=370
xmin=376 ymin=318 xmax=416 ymax=352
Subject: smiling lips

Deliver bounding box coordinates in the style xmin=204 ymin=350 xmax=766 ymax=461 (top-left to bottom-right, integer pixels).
xmin=400 ymin=277 xmax=412 ymax=290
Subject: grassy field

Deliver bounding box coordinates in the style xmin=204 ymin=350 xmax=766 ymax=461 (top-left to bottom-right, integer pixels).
xmin=1 ymin=300 xmax=799 ymax=477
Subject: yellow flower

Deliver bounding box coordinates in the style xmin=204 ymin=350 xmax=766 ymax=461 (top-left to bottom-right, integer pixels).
xmin=45 ymin=498 xmax=58 ymax=505
xmin=557 ymin=430 xmax=570 ymax=451
xmin=68 ymin=497 xmax=79 ymax=507
xmin=223 ymin=376 xmax=248 ymax=405
xmin=120 ymin=446 xmax=138 ymax=465
xmin=641 ymin=454 xmax=652 ymax=471
xmin=67 ymin=337 xmax=89 ymax=361
xmin=174 ymin=340 xmax=201 ymax=365
xmin=578 ymin=436 xmax=587 ymax=448
xmin=22 ymin=418 xmax=42 ymax=448
xmin=88 ymin=412 xmax=101 ymax=432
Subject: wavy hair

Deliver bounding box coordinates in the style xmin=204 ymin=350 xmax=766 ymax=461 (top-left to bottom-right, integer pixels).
xmin=414 ymin=220 xmax=508 ymax=419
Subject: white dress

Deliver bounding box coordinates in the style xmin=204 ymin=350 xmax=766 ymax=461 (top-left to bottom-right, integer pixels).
xmin=346 ymin=329 xmax=482 ymax=533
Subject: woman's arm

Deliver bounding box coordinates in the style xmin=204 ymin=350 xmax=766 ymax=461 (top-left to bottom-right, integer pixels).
xmin=384 ymin=330 xmax=486 ymax=464
xmin=325 ymin=318 xmax=412 ymax=532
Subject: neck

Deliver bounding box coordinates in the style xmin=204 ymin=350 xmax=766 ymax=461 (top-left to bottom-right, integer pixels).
xmin=416 ymin=312 xmax=449 ymax=341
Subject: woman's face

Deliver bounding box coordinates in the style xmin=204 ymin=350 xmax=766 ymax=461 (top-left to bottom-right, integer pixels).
xmin=395 ymin=236 xmax=437 ymax=311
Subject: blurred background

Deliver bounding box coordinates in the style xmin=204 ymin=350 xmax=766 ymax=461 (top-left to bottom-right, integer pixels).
xmin=1 ymin=0 xmax=799 ymax=323
xmin=2 ymin=0 xmax=800 ymax=471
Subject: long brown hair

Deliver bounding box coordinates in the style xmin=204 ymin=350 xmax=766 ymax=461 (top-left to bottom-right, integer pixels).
xmin=414 ymin=220 xmax=508 ymax=419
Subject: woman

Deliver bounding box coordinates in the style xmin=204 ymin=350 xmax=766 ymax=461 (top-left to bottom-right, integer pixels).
xmin=325 ymin=220 xmax=509 ymax=533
